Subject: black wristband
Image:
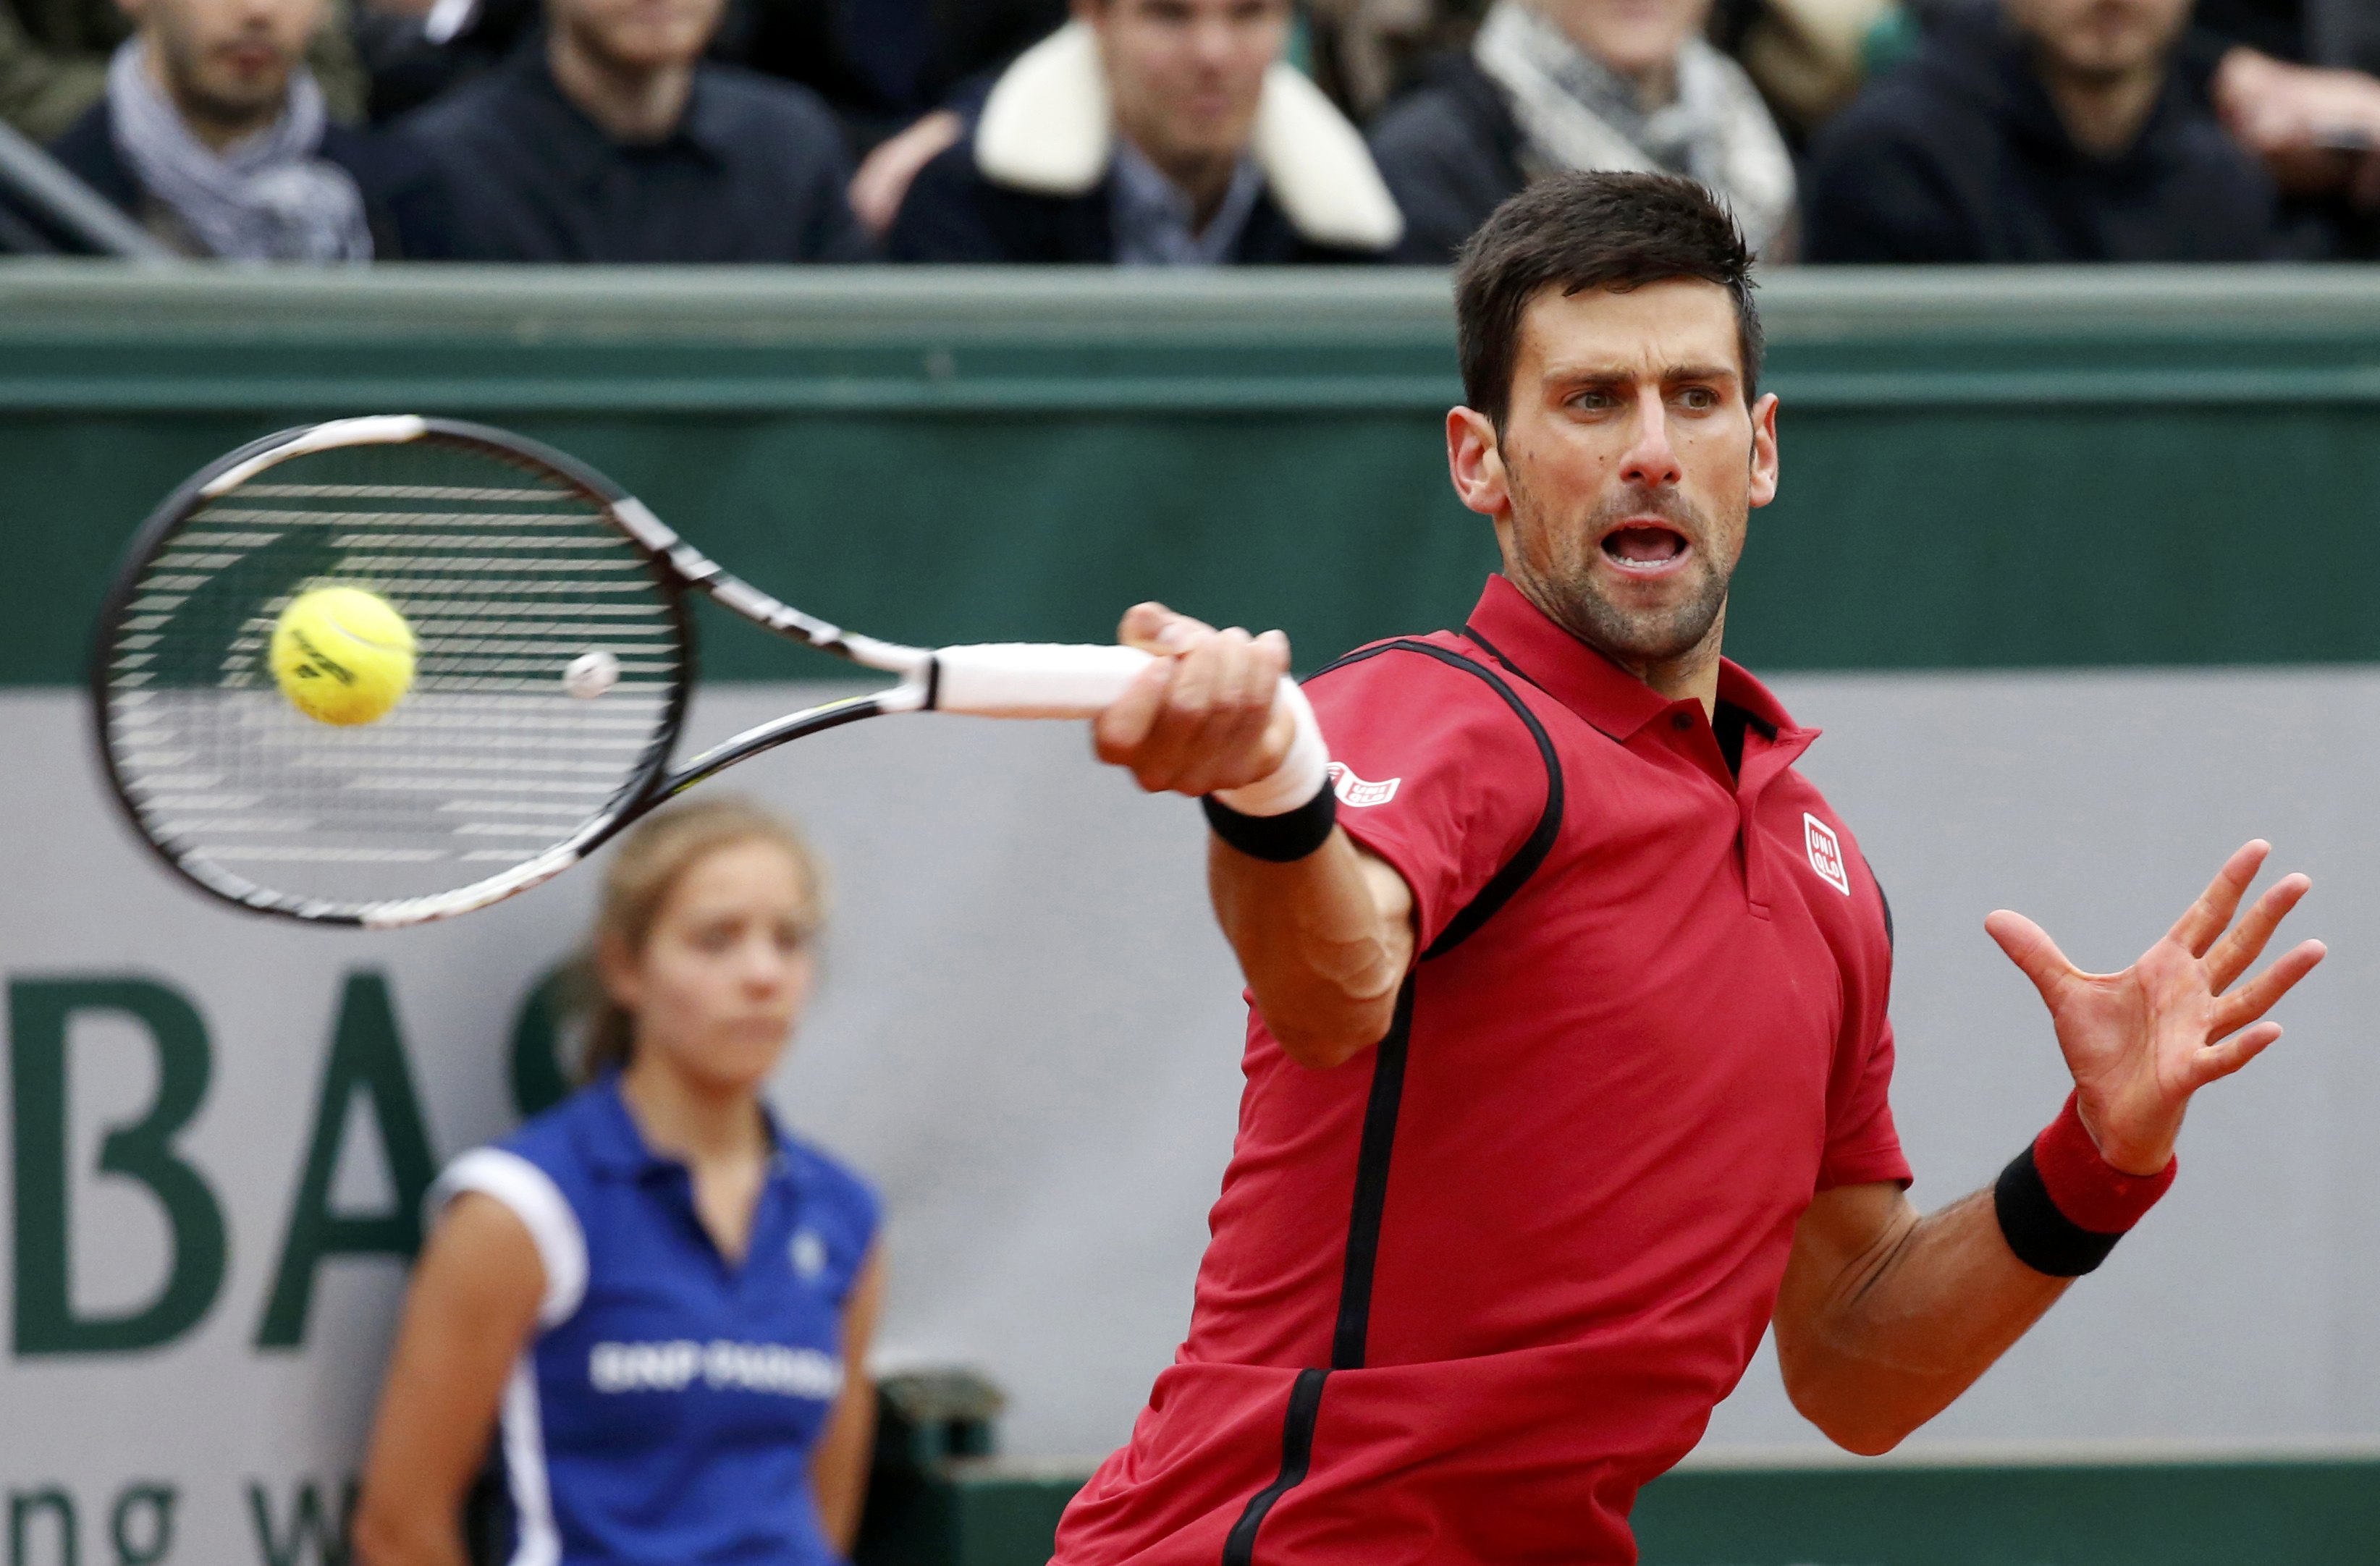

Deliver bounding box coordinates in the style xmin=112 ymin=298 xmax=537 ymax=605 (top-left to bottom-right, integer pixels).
xmin=1202 ymin=782 xmax=1338 ymax=863
xmin=1992 ymin=1146 xmax=2123 ymax=1277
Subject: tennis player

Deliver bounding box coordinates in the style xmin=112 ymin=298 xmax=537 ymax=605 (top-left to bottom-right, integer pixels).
xmin=353 ymin=798 xmax=882 ymax=1566
xmin=1067 ymin=172 xmax=2327 ymax=1565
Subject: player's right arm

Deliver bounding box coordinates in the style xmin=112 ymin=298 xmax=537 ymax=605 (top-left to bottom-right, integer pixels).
xmin=1094 ymin=604 xmax=1416 ymax=1068
xmin=1206 ymin=829 xmax=1416 ymax=1067
xmin=352 ymin=1194 xmax=546 ymax=1566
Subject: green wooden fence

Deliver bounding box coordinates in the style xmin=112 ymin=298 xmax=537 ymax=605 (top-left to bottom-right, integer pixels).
xmin=6 ymin=264 xmax=2380 ymax=689
xmin=854 ymin=1450 xmax=2380 ymax=1566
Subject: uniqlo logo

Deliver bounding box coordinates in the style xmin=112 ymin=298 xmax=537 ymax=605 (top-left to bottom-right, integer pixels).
xmin=1327 ymin=762 xmax=1400 ymax=808
xmin=1803 ymin=813 xmax=1851 ymax=896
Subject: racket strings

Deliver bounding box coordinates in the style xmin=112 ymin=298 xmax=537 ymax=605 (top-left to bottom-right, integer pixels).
xmin=103 ymin=436 xmax=683 ymax=915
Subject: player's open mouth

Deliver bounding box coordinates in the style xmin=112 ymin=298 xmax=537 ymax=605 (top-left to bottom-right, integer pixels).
xmin=1600 ymin=523 xmax=1691 ymax=574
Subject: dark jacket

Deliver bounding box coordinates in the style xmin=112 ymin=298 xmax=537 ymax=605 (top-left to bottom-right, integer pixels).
xmin=887 ymin=139 xmax=1380 ymax=264
xmin=394 ymin=50 xmax=866 ymax=262
xmin=2192 ymin=0 xmax=2380 ymax=72
xmin=368 ymin=0 xmax=1064 ymax=140
xmin=1367 ymin=54 xmax=1526 ymax=266
xmin=48 ymin=97 xmax=447 ymax=257
xmin=0 ymin=179 xmax=59 ymax=251
xmin=885 ymin=20 xmax=1400 ymax=266
xmin=738 ymin=0 xmax=1066 ymax=148
xmin=1803 ymin=7 xmax=2291 ymax=263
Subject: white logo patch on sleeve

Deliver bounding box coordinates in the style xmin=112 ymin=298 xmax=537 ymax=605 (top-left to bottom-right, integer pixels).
xmin=1328 ymin=761 xmax=1401 ymax=808
xmin=1803 ymin=813 xmax=1852 ymax=896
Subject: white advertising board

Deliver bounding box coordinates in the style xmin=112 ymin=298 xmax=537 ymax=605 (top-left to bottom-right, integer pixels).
xmin=5 ymin=671 xmax=2377 ymax=1563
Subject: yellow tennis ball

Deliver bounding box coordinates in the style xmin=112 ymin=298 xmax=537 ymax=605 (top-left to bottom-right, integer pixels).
xmin=271 ymin=586 xmax=416 ymax=726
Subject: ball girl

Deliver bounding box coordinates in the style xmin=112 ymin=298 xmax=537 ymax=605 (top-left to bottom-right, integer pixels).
xmin=356 ymin=798 xmax=883 ymax=1565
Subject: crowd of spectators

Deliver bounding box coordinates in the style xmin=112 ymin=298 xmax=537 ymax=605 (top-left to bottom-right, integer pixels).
xmin=3 ymin=0 xmax=2379 ymax=263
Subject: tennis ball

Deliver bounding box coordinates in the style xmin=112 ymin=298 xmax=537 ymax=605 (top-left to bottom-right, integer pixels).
xmin=564 ymin=648 xmax=619 ymax=699
xmin=271 ymin=586 xmax=416 ymax=726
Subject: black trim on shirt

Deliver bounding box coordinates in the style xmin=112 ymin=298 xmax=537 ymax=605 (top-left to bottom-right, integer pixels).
xmin=1458 ymin=622 xmax=1529 ymax=683
xmin=1322 ymin=640 xmax=1565 ymax=960
xmin=1330 ymin=975 xmax=1416 ymax=1371
xmin=1219 ymin=640 xmax=1564 ymax=1565
xmin=1220 ymin=1367 xmax=1329 ymax=1566
xmin=1706 ymin=701 xmax=1742 ymax=779
xmin=1863 ymin=852 xmax=1894 ymax=956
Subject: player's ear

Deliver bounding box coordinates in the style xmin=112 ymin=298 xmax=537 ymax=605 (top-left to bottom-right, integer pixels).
xmin=1447 ymin=407 xmax=1509 ymax=518
xmin=1746 ymin=392 xmax=1779 ymax=510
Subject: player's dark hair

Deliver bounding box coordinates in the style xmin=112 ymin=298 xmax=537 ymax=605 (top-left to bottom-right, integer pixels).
xmin=570 ymin=796 xmax=827 ymax=1083
xmin=1454 ymin=172 xmax=1763 ymax=430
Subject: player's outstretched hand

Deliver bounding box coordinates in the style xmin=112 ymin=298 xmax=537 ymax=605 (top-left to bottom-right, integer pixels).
xmin=1985 ymin=840 xmax=2325 ymax=1175
xmin=1094 ymin=602 xmax=1296 ymax=798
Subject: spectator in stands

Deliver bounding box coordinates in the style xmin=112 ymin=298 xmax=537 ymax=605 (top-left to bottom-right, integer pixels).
xmin=2198 ymin=0 xmax=2379 ymax=77
xmin=810 ymin=0 xmax=1070 ymax=236
xmin=1804 ymin=0 xmax=2287 ymax=261
xmin=1368 ymin=0 xmax=1797 ymax=263
xmin=355 ymin=0 xmax=1066 ymax=221
xmin=1306 ymin=0 xmax=1487 ymax=122
xmin=885 ymin=1 xmax=1403 ymax=265
xmin=2193 ymin=0 xmax=2380 ymax=253
xmin=1720 ymin=0 xmax=1921 ymax=142
xmin=744 ymin=0 xmax=1067 ymax=152
xmin=1 ymin=0 xmax=359 ymax=142
xmin=46 ymin=0 xmax=421 ymax=256
xmin=393 ymin=0 xmax=865 ymax=261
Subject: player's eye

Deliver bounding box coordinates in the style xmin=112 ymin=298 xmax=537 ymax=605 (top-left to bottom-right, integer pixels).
xmin=1676 ymin=386 xmax=1720 ymax=411
xmin=1566 ymin=389 xmax=1620 ymax=412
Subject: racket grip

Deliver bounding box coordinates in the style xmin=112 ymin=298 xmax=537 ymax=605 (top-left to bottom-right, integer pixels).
xmin=931 ymin=643 xmax=1157 ymax=717
xmin=932 ymin=643 xmax=1330 ymax=814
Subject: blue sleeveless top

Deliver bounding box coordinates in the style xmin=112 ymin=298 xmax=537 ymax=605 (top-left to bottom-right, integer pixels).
xmin=434 ymin=1076 xmax=880 ymax=1566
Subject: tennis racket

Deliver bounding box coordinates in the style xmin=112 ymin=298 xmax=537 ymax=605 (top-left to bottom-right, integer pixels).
xmin=92 ymin=415 xmax=1322 ymax=927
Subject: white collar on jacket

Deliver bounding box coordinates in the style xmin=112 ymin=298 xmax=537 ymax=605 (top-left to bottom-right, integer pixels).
xmin=973 ymin=20 xmax=1404 ymax=253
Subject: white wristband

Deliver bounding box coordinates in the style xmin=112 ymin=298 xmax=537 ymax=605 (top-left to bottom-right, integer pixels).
xmin=1213 ymin=679 xmax=1331 ymax=817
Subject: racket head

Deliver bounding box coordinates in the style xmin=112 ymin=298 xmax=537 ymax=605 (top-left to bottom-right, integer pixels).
xmin=90 ymin=417 xmax=694 ymax=926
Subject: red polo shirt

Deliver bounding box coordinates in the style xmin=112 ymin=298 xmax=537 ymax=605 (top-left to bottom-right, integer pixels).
xmin=1053 ymin=576 xmax=1910 ymax=1566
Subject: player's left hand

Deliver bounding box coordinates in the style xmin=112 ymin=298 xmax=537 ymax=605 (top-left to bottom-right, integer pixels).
xmin=1985 ymin=840 xmax=2324 ymax=1175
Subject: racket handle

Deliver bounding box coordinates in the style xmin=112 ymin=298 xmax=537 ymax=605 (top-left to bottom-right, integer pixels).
xmin=931 ymin=642 xmax=1330 ymax=816
xmin=931 ymin=643 xmax=1156 ymax=717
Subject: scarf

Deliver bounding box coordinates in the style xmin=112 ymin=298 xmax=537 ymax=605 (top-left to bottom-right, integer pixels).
xmin=106 ymin=38 xmax=372 ymax=262
xmin=1472 ymin=0 xmax=1794 ymax=255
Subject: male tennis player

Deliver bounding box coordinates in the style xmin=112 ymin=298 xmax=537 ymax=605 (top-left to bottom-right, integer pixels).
xmin=1068 ymin=171 xmax=2326 ymax=1566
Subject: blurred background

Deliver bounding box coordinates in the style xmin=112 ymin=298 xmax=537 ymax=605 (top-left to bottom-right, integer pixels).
xmin=7 ymin=0 xmax=2380 ymax=1562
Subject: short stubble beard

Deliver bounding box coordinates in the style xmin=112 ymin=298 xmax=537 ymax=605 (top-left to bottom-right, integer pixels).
xmin=1503 ymin=458 xmax=1738 ymax=674
xmin=156 ymin=27 xmax=289 ymax=138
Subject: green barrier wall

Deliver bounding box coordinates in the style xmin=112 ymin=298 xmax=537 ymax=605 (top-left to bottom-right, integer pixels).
xmin=857 ymin=1455 xmax=2380 ymax=1566
xmin=7 ymin=264 xmax=2380 ymax=685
